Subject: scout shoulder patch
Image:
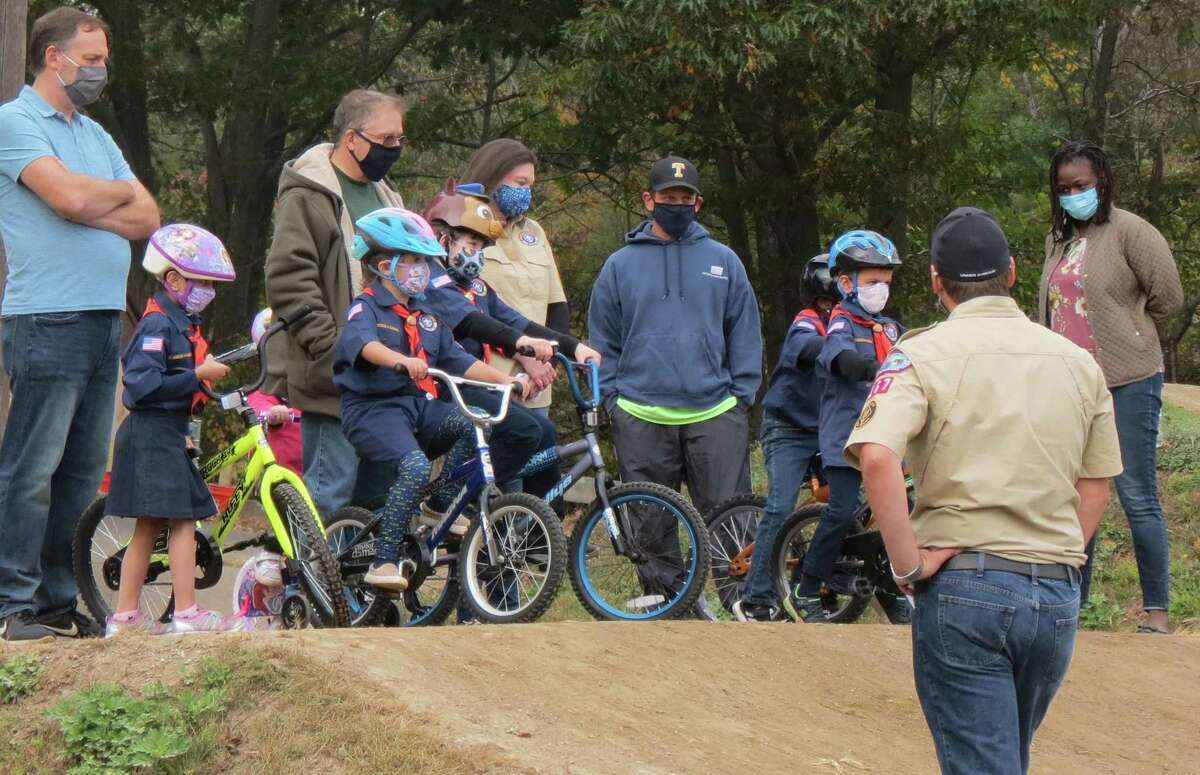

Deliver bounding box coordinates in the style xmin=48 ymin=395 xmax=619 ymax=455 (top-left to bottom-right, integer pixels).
xmin=828 ymin=319 xmax=848 ymax=334
xmin=418 ymin=314 xmax=438 ymax=332
xmin=470 ymin=279 xmax=488 ymax=295
xmin=142 ymin=336 xmax=164 ymax=352
xmin=883 ymin=322 xmax=900 ymax=342
xmin=794 ymin=319 xmax=815 ymax=331
xmin=432 ymin=274 xmax=453 ymax=289
xmin=855 ymin=399 xmax=877 ymax=429
xmin=347 ymin=302 xmax=364 ymax=320
xmin=877 ymin=350 xmax=912 ymax=375
xmin=868 ymin=376 xmax=893 ymax=397
xmin=519 ymin=230 xmax=538 ymax=246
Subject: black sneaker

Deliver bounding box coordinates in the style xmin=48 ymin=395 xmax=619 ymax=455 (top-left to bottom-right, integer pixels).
xmin=876 ymin=592 xmax=912 ymax=625
xmin=792 ymin=593 xmax=835 ymax=623
xmin=732 ymin=600 xmax=783 ymax=622
xmin=0 ymin=611 xmax=57 ymax=641
xmin=37 ymin=609 xmax=104 ymax=639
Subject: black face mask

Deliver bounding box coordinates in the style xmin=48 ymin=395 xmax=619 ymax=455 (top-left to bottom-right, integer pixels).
xmin=651 ymin=202 xmax=697 ymax=239
xmin=352 ymin=131 xmax=402 ymax=182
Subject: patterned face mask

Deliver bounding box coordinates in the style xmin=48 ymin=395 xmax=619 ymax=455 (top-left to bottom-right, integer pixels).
xmin=494 ymin=184 xmax=532 ymax=219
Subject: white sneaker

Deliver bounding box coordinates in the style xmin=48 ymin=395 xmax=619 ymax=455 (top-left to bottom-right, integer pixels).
xmin=418 ymin=503 xmax=469 ymax=537
xmin=365 ymin=560 xmax=415 ymax=591
xmin=253 ymin=552 xmax=284 ymax=587
xmin=625 ymin=594 xmax=667 ymax=613
xmin=168 ymin=607 xmax=227 ymax=634
xmin=104 ymin=610 xmax=167 ymax=637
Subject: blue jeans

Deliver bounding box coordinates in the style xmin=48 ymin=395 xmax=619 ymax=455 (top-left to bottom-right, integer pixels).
xmin=1079 ymin=372 xmax=1169 ymax=611
xmin=744 ymin=412 xmax=818 ymax=606
xmin=0 ymin=311 xmax=120 ymax=618
xmin=301 ymin=412 xmax=360 ymax=518
xmin=913 ymin=566 xmax=1080 ymax=775
xmin=798 ymin=465 xmax=861 ymax=594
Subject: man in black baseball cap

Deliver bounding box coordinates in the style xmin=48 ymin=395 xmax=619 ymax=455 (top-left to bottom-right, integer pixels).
xmin=587 ymin=153 xmax=762 ymax=619
xmin=843 ymin=205 xmax=1119 ymax=772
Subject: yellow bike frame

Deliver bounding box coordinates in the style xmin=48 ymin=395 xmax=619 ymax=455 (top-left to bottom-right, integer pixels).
xmin=198 ymin=422 xmax=323 ymax=559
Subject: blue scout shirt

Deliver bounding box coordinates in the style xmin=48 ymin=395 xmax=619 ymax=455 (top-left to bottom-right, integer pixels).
xmin=762 ymin=307 xmax=827 ymax=430
xmin=333 ymin=280 xmax=477 ymax=401
xmin=0 ymin=86 xmax=136 ymax=315
xmin=817 ymin=299 xmax=904 ymax=467
xmin=122 ymin=292 xmax=204 ymax=413
xmin=437 ymin=276 xmax=529 ymax=361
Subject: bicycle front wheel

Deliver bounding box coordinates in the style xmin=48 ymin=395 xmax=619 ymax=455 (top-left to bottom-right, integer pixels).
xmin=459 ymin=493 xmax=566 ymax=624
xmin=773 ymin=504 xmax=869 ymax=624
xmin=270 ymin=483 xmax=351 ymax=628
xmin=73 ymin=496 xmax=175 ymax=625
xmin=569 ymin=482 xmax=709 ymax=621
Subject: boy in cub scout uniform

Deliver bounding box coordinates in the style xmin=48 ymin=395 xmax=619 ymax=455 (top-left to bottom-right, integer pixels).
xmin=844 ymin=207 xmax=1122 ymax=775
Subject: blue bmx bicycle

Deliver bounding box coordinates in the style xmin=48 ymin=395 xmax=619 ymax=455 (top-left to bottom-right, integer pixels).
xmin=326 ymin=370 xmax=567 ymax=625
xmin=519 ymin=354 xmax=709 ymax=621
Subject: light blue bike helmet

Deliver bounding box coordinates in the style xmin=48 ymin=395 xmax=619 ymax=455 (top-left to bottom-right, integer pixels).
xmin=351 ymin=207 xmax=447 ymax=262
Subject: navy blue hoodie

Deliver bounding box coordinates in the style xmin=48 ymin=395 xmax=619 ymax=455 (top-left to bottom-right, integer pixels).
xmin=587 ymin=220 xmax=762 ymax=410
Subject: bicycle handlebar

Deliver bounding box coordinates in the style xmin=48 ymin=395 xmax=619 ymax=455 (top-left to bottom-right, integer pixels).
xmin=555 ymin=352 xmax=601 ymax=410
xmin=201 ymin=305 xmax=314 ymax=403
xmin=424 ymin=368 xmax=513 ymax=427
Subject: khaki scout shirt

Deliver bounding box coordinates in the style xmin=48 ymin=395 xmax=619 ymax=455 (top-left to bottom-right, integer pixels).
xmin=843 ymin=296 xmax=1123 ymax=567
xmin=481 ymin=217 xmax=568 ymax=409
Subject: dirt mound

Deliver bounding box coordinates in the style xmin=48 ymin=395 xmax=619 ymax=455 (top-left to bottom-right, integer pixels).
xmin=1164 ymin=383 xmax=1200 ymax=414
xmin=277 ymin=622 xmax=1197 ymax=774
xmin=8 ymin=623 xmax=1198 ymax=773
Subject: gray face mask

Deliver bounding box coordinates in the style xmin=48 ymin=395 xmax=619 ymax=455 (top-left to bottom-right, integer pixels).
xmin=57 ymin=54 xmax=108 ymax=108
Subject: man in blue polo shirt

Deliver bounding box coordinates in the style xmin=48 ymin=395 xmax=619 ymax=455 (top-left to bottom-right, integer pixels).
xmin=0 ymin=7 xmax=160 ymax=641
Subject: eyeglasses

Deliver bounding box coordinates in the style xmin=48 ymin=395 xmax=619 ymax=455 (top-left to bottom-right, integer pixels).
xmin=355 ymin=129 xmax=408 ymax=149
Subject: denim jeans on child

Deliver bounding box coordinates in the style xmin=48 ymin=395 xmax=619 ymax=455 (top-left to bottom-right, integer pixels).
xmin=913 ymin=564 xmax=1080 ymax=775
xmin=0 ymin=311 xmax=121 ymax=618
xmin=1078 ymin=372 xmax=1169 ymax=611
xmin=743 ymin=411 xmax=818 ymax=607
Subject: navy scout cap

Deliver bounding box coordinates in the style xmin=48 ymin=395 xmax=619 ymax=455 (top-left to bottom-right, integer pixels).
xmin=930 ymin=207 xmax=1011 ymax=282
xmin=649 ymin=155 xmax=701 ymax=195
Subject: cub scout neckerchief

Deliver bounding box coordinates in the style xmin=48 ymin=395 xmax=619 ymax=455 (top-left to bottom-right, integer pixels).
xmin=362 ymin=286 xmax=439 ymax=397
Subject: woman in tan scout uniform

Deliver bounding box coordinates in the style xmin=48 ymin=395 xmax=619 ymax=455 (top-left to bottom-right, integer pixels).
xmin=1038 ymin=142 xmax=1183 ymax=634
xmin=462 ymin=139 xmax=570 ymax=416
xmin=846 ymin=207 xmax=1122 ymax=775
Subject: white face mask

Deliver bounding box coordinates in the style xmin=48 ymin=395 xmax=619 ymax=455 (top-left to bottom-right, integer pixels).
xmin=857 ymin=282 xmax=890 ymax=314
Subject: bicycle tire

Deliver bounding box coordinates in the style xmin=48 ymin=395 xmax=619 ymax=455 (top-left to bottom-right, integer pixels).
xmin=569 ymin=482 xmax=709 ymax=621
xmin=73 ymin=496 xmax=177 ymax=625
xmin=703 ymin=494 xmax=765 ymax=615
xmin=772 ymin=504 xmax=870 ymax=624
xmin=459 ymin=492 xmax=566 ymax=624
xmin=270 ymin=483 xmax=351 ymax=628
xmin=324 ymin=508 xmax=391 ymax=627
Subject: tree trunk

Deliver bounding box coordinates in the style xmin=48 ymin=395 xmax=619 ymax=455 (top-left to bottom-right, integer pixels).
xmin=1 ymin=0 xmax=29 ymax=439
xmin=1085 ymin=8 xmax=1123 ymax=146
xmin=868 ymin=71 xmax=914 ymax=261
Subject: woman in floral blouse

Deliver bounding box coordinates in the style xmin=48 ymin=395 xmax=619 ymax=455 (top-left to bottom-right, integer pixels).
xmin=1039 ymin=142 xmax=1183 ymax=634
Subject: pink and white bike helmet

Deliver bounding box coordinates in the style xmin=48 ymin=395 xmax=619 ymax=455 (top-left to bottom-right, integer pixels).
xmin=251 ymin=308 xmax=273 ymax=345
xmin=142 ymin=223 xmax=236 ymax=282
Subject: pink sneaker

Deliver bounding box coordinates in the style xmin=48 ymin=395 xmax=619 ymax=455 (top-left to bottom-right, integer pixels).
xmin=104 ymin=610 xmax=168 ymax=638
xmin=168 ymin=607 xmax=227 ymax=634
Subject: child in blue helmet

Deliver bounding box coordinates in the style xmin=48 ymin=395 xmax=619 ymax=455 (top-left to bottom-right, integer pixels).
xmin=333 ymin=208 xmax=533 ymax=591
xmin=733 ymin=255 xmax=837 ymax=623
xmin=796 ymin=230 xmax=907 ymax=623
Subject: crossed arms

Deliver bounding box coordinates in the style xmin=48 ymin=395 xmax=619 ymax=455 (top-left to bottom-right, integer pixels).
xmin=20 ymin=156 xmax=159 ymax=240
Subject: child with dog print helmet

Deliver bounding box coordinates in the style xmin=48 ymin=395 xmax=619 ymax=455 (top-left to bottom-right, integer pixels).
xmin=794 ymin=230 xmax=909 ymax=625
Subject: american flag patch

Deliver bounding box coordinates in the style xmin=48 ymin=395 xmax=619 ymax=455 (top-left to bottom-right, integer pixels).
xmin=348 ymin=302 xmax=363 ymax=320
xmin=432 ymin=274 xmax=453 ymax=289
xmin=828 ymin=320 xmax=847 ymax=333
xmin=794 ymin=320 xmax=815 ymax=331
xmin=142 ymin=336 xmax=163 ymax=352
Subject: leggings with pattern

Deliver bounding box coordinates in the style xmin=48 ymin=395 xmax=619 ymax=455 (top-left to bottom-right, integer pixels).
xmin=375 ymin=412 xmax=475 ymax=564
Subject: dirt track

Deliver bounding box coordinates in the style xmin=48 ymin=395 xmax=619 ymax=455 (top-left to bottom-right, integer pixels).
xmin=246 ymin=622 xmax=1200 ymax=774
xmin=1164 ymin=382 xmax=1200 ymax=414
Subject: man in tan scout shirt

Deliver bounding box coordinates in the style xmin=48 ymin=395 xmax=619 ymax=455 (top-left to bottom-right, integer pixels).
xmin=844 ymin=207 xmax=1122 ymax=775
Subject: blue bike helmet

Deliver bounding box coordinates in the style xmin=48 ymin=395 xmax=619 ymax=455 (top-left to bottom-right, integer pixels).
xmin=351 ymin=207 xmax=447 ymax=262
xmin=827 ymin=230 xmax=901 ymax=275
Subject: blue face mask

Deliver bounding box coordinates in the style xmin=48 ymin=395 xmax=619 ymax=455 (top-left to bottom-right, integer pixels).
xmin=494 ymin=184 xmax=532 ymax=219
xmin=1059 ymin=187 xmax=1099 ymax=222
